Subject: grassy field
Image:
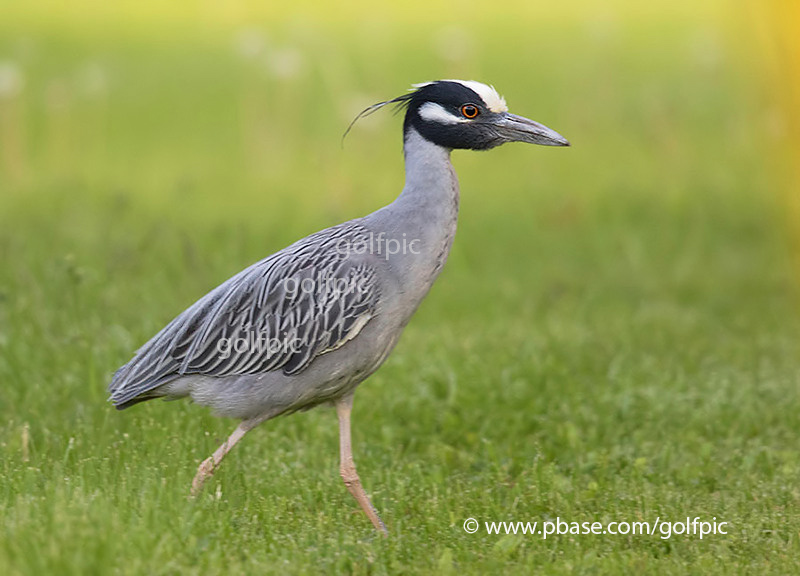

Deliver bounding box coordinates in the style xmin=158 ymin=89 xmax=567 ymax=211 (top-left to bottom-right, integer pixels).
xmin=2 ymin=3 xmax=800 ymax=574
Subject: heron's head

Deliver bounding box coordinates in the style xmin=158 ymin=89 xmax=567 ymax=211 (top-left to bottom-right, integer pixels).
xmin=348 ymin=80 xmax=569 ymax=150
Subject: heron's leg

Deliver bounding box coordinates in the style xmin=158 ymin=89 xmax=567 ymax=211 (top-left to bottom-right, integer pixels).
xmin=190 ymin=422 xmax=249 ymax=498
xmin=335 ymin=393 xmax=388 ymax=536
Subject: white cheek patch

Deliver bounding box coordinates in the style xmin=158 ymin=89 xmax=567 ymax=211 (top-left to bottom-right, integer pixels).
xmin=451 ymin=80 xmax=508 ymax=113
xmin=418 ymin=102 xmax=466 ymax=125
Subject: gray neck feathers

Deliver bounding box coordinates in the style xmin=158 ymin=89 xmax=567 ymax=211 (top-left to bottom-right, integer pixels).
xmin=364 ymin=128 xmax=461 ymax=303
xmin=397 ymin=128 xmax=457 ymax=210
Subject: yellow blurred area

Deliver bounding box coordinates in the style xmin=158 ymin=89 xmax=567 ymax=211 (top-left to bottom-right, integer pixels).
xmin=753 ymin=1 xmax=800 ymax=274
xmin=0 ymin=0 xmax=795 ymax=251
xmin=2 ymin=0 xmax=727 ymax=33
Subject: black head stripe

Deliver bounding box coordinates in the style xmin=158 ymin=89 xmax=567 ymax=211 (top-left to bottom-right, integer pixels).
xmin=345 ymin=80 xmax=506 ymax=151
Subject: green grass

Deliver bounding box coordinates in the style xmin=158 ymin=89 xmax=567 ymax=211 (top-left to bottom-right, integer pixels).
xmin=2 ymin=7 xmax=800 ymax=575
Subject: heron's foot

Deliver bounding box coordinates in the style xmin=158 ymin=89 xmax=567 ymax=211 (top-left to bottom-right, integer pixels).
xmin=342 ymin=471 xmax=388 ymax=537
xmin=189 ymin=456 xmax=215 ymax=498
xmin=370 ymin=508 xmax=389 ymax=537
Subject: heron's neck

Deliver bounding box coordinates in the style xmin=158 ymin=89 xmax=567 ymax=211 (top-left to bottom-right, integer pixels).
xmin=373 ymin=127 xmax=459 ymax=248
xmin=361 ymin=127 xmax=460 ymax=300
xmin=366 ymin=127 xmax=460 ymax=247
xmin=395 ymin=128 xmax=459 ymax=217
xmin=359 ymin=128 xmax=460 ymax=310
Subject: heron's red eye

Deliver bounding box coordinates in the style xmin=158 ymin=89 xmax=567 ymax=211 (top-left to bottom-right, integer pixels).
xmin=460 ymin=104 xmax=479 ymax=119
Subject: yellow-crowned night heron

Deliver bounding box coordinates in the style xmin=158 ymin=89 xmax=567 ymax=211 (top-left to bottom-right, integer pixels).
xmin=109 ymin=80 xmax=569 ymax=535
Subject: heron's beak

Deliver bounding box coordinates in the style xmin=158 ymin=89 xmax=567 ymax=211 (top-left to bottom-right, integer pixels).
xmin=494 ymin=112 xmax=570 ymax=147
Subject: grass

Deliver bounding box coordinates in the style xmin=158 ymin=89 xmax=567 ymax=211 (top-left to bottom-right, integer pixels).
xmin=1 ymin=4 xmax=800 ymax=574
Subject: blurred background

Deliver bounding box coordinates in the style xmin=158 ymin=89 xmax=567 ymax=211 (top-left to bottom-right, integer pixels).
xmin=1 ymin=0 xmax=799 ymax=573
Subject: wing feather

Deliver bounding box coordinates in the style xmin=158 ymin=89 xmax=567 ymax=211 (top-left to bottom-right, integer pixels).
xmin=109 ymin=221 xmax=380 ymax=407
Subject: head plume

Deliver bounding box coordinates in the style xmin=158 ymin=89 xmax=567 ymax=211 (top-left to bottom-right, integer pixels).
xmin=341 ymin=90 xmax=416 ymax=145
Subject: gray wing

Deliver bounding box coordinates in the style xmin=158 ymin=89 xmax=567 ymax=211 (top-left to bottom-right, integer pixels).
xmin=108 ymin=221 xmax=380 ymax=407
